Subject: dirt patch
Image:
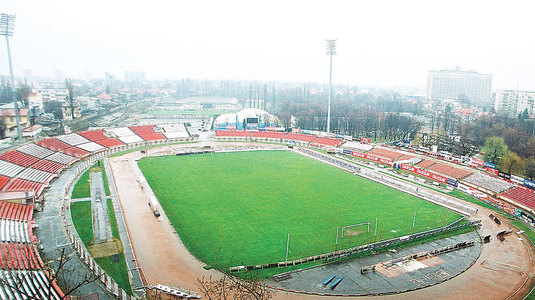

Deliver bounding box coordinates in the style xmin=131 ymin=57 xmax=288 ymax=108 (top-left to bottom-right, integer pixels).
xmin=87 ymin=239 xmax=123 ymax=258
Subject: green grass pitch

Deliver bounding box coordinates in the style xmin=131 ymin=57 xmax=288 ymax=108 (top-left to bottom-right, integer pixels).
xmin=138 ymin=150 xmax=462 ymax=270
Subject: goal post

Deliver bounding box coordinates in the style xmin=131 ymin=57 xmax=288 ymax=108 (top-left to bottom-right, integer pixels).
xmin=341 ymin=222 xmax=370 ymax=238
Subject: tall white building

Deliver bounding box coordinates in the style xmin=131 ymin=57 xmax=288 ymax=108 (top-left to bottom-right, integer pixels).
xmin=427 ymin=68 xmax=492 ymax=106
xmin=494 ymin=90 xmax=535 ymax=117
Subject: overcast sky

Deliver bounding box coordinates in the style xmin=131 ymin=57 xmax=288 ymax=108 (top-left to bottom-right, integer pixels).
xmin=1 ymin=0 xmax=534 ymax=90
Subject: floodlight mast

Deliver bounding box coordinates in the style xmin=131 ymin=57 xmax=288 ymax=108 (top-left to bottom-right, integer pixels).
xmin=326 ymin=39 xmax=336 ymax=134
xmin=1 ymin=13 xmax=22 ymax=143
xmin=0 ymin=14 xmax=22 ymax=143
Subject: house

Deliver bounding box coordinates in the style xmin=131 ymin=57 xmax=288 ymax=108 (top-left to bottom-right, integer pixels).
xmin=0 ymin=106 xmax=30 ymax=139
xmin=62 ymin=102 xmax=82 ymax=120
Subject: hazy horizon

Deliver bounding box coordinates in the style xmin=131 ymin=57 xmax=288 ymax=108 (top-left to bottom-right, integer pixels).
xmin=1 ymin=0 xmax=534 ymax=90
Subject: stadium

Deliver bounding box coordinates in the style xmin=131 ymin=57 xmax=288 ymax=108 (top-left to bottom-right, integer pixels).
xmin=0 ymin=117 xmax=534 ymax=299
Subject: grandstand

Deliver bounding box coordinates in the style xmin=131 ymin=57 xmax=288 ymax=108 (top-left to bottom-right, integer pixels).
xmin=0 ymin=270 xmax=64 ymax=299
xmin=79 ymin=129 xmax=125 ymax=148
xmin=215 ymin=130 xmax=251 ymax=138
xmin=3 ymin=179 xmax=45 ymax=197
xmin=77 ymin=142 xmax=105 ymax=153
xmin=16 ymin=168 xmax=54 ymax=184
xmin=160 ymin=124 xmax=190 ymax=140
xmin=0 ymin=151 xmax=40 ymax=168
xmin=500 ymin=187 xmax=535 ymax=212
xmin=30 ymin=160 xmax=64 ymax=174
xmin=0 ymin=201 xmax=63 ymax=299
xmin=367 ymin=148 xmax=404 ymax=160
xmin=463 ymin=172 xmax=515 ymax=194
xmin=0 ymin=123 xmax=195 ymax=297
xmin=310 ymin=137 xmax=345 ymax=148
xmin=0 ymin=177 xmax=9 ymax=190
xmin=37 ymin=138 xmax=70 ymax=152
xmin=0 ymin=161 xmax=24 ymax=178
xmin=283 ymin=133 xmax=317 ymax=143
xmin=55 ymin=133 xmax=90 ymax=146
xmin=130 ymin=125 xmax=166 ymax=141
xmin=61 ymin=147 xmax=89 ymax=158
xmin=396 ymin=154 xmax=414 ymax=161
xmin=16 ymin=144 xmax=55 ymax=160
xmin=96 ymin=138 xmax=124 ymax=148
xmin=342 ymin=141 xmax=374 ymax=152
xmin=45 ymin=152 xmax=76 ymax=166
xmin=78 ymin=129 xmax=108 ymax=141
xmin=416 ymin=159 xmax=437 ymax=169
xmin=429 ymin=162 xmax=473 ymax=180
xmin=251 ymin=131 xmax=287 ymax=141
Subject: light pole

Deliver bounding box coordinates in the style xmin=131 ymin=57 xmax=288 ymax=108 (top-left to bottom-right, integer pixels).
xmin=326 ymin=39 xmax=336 ymax=134
xmin=1 ymin=13 xmax=22 ymax=143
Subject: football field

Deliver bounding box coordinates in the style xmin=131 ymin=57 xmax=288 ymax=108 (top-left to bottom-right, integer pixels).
xmin=138 ymin=150 xmax=462 ymax=270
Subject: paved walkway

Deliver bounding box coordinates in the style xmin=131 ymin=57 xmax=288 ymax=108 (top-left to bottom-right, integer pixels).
xmin=36 ymin=164 xmax=112 ymax=299
xmin=103 ymin=158 xmax=145 ymax=297
xmin=266 ymin=231 xmax=482 ymax=295
xmin=90 ymin=172 xmax=113 ymax=243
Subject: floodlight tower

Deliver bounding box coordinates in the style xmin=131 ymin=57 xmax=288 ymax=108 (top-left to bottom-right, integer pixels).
xmin=326 ymin=39 xmax=336 ymax=134
xmin=1 ymin=13 xmax=22 ymax=143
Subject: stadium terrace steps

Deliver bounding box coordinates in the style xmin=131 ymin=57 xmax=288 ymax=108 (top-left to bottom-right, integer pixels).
xmin=0 ymin=151 xmax=40 ymax=168
xmin=283 ymin=133 xmax=317 ymax=142
xmin=0 ymin=161 xmax=25 ymax=178
xmin=0 ymin=243 xmax=42 ymax=270
xmin=44 ymin=152 xmax=76 ymax=165
xmin=30 ymin=160 xmax=64 ymax=174
xmin=429 ymin=162 xmax=473 ymax=180
xmin=77 ymin=142 xmax=105 ymax=152
xmin=55 ymin=133 xmax=90 ymax=146
xmin=118 ymin=135 xmax=144 ymax=144
xmin=16 ymin=144 xmax=55 ymax=159
xmin=251 ymin=131 xmax=287 ymax=139
xmin=137 ymin=133 xmax=166 ymax=141
xmin=37 ymin=138 xmax=71 ymax=151
xmin=16 ymin=168 xmax=54 ymax=184
xmin=104 ymin=127 xmax=136 ymax=137
xmin=0 ymin=270 xmax=64 ymax=300
xmin=130 ymin=124 xmax=166 ymax=141
xmin=311 ymin=137 xmax=345 ymax=147
xmin=0 ymin=176 xmax=10 ymax=190
xmin=501 ymin=187 xmax=535 ymax=211
xmin=3 ymin=179 xmax=46 ymax=197
xmin=367 ymin=148 xmax=404 ymax=160
xmin=215 ymin=130 xmax=252 ymax=137
xmin=129 ymin=125 xmax=158 ymax=135
xmin=78 ymin=129 xmax=108 ymax=141
xmin=0 ymin=203 xmax=33 ymax=222
xmin=416 ymin=159 xmax=437 ymax=169
xmin=0 ymin=219 xmax=34 ymax=243
xmin=463 ymin=172 xmax=515 ymax=194
xmin=61 ymin=147 xmax=89 ymax=158
xmin=95 ymin=138 xmax=124 ymax=148
xmin=396 ymin=154 xmax=414 ymax=161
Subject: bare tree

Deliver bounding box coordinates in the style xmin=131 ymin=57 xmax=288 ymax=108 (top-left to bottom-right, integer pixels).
xmin=0 ymin=247 xmax=103 ymax=299
xmin=196 ymin=273 xmax=275 ymax=300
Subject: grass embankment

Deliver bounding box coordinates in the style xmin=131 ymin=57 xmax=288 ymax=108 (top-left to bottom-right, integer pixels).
xmin=70 ymin=160 xmax=131 ymax=293
xmin=71 ymin=161 xmax=110 ymax=199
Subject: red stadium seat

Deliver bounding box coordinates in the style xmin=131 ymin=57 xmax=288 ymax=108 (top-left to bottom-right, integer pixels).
xmin=283 ymin=133 xmax=317 ymax=143
xmin=37 ymin=138 xmax=71 ymax=151
xmin=0 ymin=151 xmax=40 ymax=168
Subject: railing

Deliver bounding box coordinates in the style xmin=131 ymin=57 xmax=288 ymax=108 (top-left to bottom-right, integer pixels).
xmin=229 ymin=219 xmax=481 ymax=272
